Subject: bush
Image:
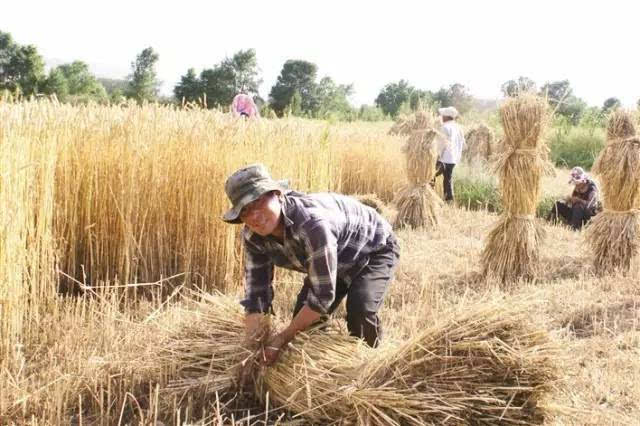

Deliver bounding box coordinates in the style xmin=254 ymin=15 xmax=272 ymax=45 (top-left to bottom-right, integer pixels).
xmin=548 ymin=126 xmax=604 ymax=170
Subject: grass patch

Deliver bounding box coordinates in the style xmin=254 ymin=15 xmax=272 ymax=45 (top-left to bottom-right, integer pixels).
xmin=452 ymin=163 xmax=559 ymax=218
xmin=548 ymin=126 xmax=605 ymax=170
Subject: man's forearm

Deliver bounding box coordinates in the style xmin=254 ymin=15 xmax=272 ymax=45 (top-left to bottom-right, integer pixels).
xmin=281 ymin=305 xmax=322 ymax=342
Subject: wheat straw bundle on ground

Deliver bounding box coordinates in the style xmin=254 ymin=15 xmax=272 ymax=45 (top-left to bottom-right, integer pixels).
xmin=160 ymin=294 xmax=560 ymax=425
xmin=586 ymin=110 xmax=640 ymax=273
xmin=481 ymin=94 xmax=553 ymax=282
xmin=261 ymin=300 xmax=559 ymax=425
xmin=463 ymin=123 xmax=495 ymax=162
xmin=393 ymin=128 xmax=443 ymax=229
xmin=159 ymin=292 xmax=266 ymax=400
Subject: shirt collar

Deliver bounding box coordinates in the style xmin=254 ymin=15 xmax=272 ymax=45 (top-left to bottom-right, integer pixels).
xmin=280 ymin=193 xmax=295 ymax=228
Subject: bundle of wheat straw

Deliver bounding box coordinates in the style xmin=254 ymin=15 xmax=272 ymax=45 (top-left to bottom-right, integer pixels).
xmin=481 ymin=94 xmax=553 ymax=282
xmin=586 ymin=110 xmax=640 ymax=273
xmin=260 ymin=300 xmax=559 ymax=425
xmin=159 ymin=292 xmax=266 ymax=401
xmin=161 ymin=294 xmax=559 ymax=425
xmin=463 ymin=123 xmax=494 ymax=162
xmin=388 ymin=111 xmax=433 ymax=136
xmin=393 ymin=127 xmax=443 ymax=229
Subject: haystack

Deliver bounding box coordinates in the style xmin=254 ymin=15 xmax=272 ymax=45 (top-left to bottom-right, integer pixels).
xmin=162 ymin=293 xmax=560 ymax=425
xmin=481 ymin=94 xmax=553 ymax=282
xmin=463 ymin=123 xmax=495 ymax=162
xmin=586 ymin=109 xmax=640 ymax=273
xmin=393 ymin=128 xmax=443 ymax=229
xmin=388 ymin=110 xmax=433 ymax=136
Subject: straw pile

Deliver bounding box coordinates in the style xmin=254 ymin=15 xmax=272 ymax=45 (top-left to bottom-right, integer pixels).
xmin=463 ymin=123 xmax=495 ymax=162
xmin=586 ymin=109 xmax=640 ymax=273
xmin=159 ymin=292 xmax=266 ymax=401
xmin=481 ymin=94 xmax=553 ymax=282
xmin=388 ymin=111 xmax=432 ymax=136
xmin=161 ymin=294 xmax=559 ymax=425
xmin=393 ymin=128 xmax=443 ymax=229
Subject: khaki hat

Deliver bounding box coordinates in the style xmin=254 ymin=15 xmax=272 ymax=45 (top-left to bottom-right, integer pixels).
xmin=222 ymin=164 xmax=288 ymax=224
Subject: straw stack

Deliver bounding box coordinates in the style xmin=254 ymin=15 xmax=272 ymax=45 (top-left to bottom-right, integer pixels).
xmin=393 ymin=112 xmax=443 ymax=229
xmin=160 ymin=294 xmax=559 ymax=425
xmin=586 ymin=110 xmax=640 ymax=273
xmin=481 ymin=94 xmax=553 ymax=282
xmin=463 ymin=123 xmax=494 ymax=162
xmin=159 ymin=292 xmax=267 ymax=401
xmin=388 ymin=110 xmax=432 ymax=136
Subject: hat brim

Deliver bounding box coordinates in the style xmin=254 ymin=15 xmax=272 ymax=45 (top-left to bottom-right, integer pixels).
xmin=222 ymin=179 xmax=289 ymax=224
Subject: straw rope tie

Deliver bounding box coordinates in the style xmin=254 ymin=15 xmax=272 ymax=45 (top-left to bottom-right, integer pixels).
xmin=506 ymin=214 xmax=535 ymax=220
xmin=511 ymin=147 xmax=538 ymax=155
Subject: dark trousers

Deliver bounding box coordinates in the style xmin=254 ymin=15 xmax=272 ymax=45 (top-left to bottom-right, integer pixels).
xmin=434 ymin=161 xmax=455 ymax=201
xmin=292 ymin=236 xmax=400 ymax=348
xmin=548 ymin=201 xmax=594 ymax=230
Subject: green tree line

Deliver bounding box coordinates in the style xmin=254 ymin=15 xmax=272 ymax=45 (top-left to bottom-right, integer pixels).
xmin=2 ymin=29 xmax=638 ymax=122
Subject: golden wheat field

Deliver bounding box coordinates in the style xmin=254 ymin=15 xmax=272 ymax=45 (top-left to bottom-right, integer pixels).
xmin=1 ymin=101 xmax=639 ymax=425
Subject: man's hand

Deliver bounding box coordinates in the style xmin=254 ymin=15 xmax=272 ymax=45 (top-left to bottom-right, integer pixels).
xmin=570 ymin=196 xmax=585 ymax=206
xmin=245 ymin=313 xmax=268 ymax=347
xmin=261 ymin=305 xmax=322 ymax=366
xmin=263 ymin=332 xmax=290 ymax=366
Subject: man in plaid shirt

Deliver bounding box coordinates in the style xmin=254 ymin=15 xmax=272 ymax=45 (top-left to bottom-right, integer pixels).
xmin=223 ymin=164 xmax=400 ymax=365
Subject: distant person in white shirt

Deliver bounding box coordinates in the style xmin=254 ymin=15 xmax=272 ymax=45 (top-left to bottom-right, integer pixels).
xmin=433 ymin=106 xmax=465 ymax=202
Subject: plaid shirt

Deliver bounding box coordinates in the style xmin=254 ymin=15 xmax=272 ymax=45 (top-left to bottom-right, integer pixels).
xmin=240 ymin=191 xmax=395 ymax=314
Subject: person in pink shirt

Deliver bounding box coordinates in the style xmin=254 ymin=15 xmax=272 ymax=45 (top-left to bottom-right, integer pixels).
xmin=231 ymin=93 xmax=260 ymax=118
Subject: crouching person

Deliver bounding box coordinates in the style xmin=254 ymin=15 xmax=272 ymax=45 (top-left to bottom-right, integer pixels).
xmin=222 ymin=164 xmax=400 ymax=365
xmin=547 ymin=166 xmax=599 ymax=230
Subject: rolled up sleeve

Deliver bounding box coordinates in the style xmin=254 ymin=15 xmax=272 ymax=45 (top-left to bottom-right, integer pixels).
xmin=240 ymin=237 xmax=274 ymax=313
xmin=300 ymin=220 xmax=338 ymax=314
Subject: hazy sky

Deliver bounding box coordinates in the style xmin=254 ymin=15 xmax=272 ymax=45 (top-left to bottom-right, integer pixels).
xmin=3 ymin=0 xmax=639 ymax=107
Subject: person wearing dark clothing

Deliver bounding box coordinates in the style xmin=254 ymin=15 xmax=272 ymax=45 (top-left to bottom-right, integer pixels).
xmin=434 ymin=161 xmax=456 ymax=202
xmin=222 ymin=164 xmax=400 ymax=365
xmin=547 ymin=166 xmax=599 ymax=230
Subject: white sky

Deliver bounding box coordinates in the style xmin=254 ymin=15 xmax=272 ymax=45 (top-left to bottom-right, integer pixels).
xmin=2 ymin=0 xmax=639 ymax=108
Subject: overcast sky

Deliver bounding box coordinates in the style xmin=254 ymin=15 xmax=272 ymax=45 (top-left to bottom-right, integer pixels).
xmin=3 ymin=0 xmax=639 ymax=107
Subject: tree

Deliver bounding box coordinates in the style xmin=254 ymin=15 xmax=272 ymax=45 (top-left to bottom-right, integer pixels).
xmin=174 ymin=49 xmax=262 ymax=108
xmin=315 ymin=76 xmax=354 ymax=118
xmin=0 ymin=31 xmax=45 ymax=95
xmin=409 ymin=89 xmax=434 ymax=111
xmin=41 ymin=68 xmax=69 ymax=101
xmin=199 ymin=65 xmax=236 ymax=108
xmin=374 ymin=80 xmax=413 ymax=117
xmin=126 ymin=47 xmax=160 ymax=102
xmin=501 ymin=76 xmax=536 ymax=97
xmin=540 ymin=80 xmax=586 ymax=124
xmin=269 ymin=60 xmax=318 ymax=116
xmin=602 ymin=97 xmax=621 ymax=113
xmin=98 ymin=77 xmax=128 ymax=102
xmin=173 ymin=68 xmax=203 ymax=104
xmin=228 ymin=48 xmax=262 ymax=95
xmin=433 ymin=83 xmax=474 ymax=114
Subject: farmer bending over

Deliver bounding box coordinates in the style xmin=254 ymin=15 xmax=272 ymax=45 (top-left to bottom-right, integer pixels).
xmin=222 ymin=164 xmax=400 ymax=365
xmin=230 ymin=93 xmax=260 ymax=118
xmin=547 ymin=166 xmax=600 ymax=230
